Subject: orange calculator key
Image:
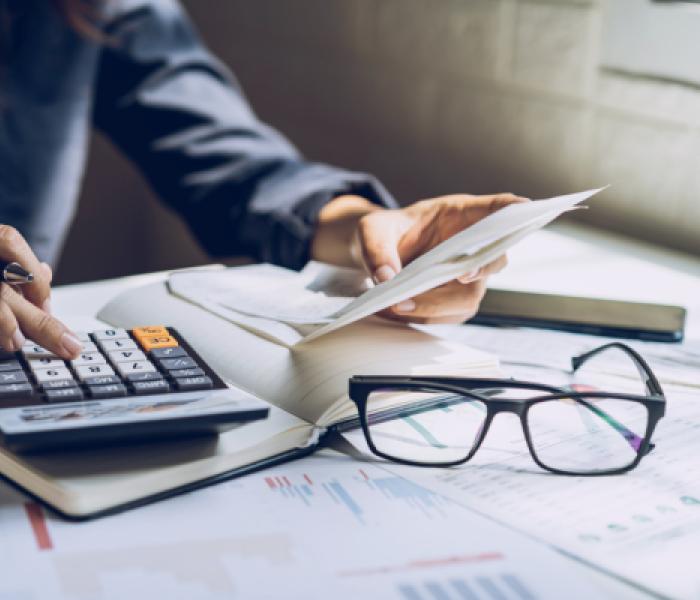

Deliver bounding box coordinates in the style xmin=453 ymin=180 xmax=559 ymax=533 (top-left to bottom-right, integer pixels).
xmin=132 ymin=326 xmax=169 ymax=341
xmin=139 ymin=335 xmax=179 ymax=351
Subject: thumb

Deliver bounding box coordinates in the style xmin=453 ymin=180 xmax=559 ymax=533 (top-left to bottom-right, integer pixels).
xmin=357 ymin=212 xmax=404 ymax=284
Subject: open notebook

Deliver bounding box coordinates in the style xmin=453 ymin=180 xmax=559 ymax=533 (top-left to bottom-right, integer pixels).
xmin=0 ymin=282 xmax=495 ymax=518
xmin=0 ymin=188 xmax=602 ymax=519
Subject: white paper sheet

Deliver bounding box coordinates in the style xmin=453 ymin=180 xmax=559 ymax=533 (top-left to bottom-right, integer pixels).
xmin=423 ymin=323 xmax=700 ymax=389
xmin=0 ymin=451 xmax=607 ymax=600
xmin=358 ymin=367 xmax=700 ymax=599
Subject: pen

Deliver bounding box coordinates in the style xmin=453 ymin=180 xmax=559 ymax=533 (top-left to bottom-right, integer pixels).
xmin=0 ymin=261 xmax=34 ymax=284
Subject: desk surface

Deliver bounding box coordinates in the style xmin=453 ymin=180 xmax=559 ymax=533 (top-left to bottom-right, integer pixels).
xmin=46 ymin=221 xmax=700 ymax=599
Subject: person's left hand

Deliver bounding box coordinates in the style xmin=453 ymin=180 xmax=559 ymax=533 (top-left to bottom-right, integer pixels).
xmin=311 ymin=193 xmax=529 ymax=324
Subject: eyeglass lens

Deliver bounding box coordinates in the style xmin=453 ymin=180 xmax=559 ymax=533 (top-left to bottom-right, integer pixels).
xmin=364 ymin=388 xmax=487 ymax=464
xmin=526 ymin=396 xmax=648 ymax=473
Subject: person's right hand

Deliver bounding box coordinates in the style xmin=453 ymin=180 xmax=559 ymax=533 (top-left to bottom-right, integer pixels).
xmin=0 ymin=226 xmax=82 ymax=358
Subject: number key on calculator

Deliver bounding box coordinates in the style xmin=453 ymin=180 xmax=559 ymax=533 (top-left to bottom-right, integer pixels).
xmin=0 ymin=326 xmax=269 ymax=451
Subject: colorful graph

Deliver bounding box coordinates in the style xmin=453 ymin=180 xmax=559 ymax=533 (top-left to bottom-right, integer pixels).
xmin=264 ymin=467 xmax=449 ymax=523
xmin=24 ymin=502 xmax=53 ymax=551
xmin=397 ymin=573 xmax=538 ymax=600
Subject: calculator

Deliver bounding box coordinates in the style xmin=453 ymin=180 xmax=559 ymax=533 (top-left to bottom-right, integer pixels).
xmin=0 ymin=326 xmax=269 ymax=451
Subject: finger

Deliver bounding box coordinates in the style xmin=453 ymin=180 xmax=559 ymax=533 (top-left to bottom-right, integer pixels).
xmin=0 ymin=225 xmax=51 ymax=308
xmin=41 ymin=262 xmax=53 ymax=283
xmin=1 ymin=285 xmax=82 ymax=359
xmin=379 ymin=310 xmax=472 ymax=325
xmin=357 ymin=211 xmax=407 ymax=283
xmin=454 ymin=194 xmax=530 ymax=230
xmin=482 ymin=193 xmax=530 ymax=212
xmin=387 ymin=279 xmax=488 ymax=322
xmin=40 ymin=262 xmax=52 ymax=313
xmin=457 ymin=254 xmax=508 ymax=284
xmin=0 ymin=290 xmax=24 ymax=351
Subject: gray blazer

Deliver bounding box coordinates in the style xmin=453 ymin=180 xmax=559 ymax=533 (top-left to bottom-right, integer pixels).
xmin=0 ymin=0 xmax=395 ymax=268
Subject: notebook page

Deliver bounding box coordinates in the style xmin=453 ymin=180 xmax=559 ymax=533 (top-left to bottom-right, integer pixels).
xmin=98 ymin=281 xmax=497 ymax=426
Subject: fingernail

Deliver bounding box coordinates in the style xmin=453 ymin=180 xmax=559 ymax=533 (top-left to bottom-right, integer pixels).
xmin=11 ymin=329 xmax=25 ymax=351
xmin=42 ymin=299 xmax=52 ymax=314
xmin=60 ymin=332 xmax=83 ymax=358
xmin=374 ymin=265 xmax=397 ymax=284
xmin=460 ymin=270 xmax=479 ymax=282
xmin=394 ymin=300 xmax=416 ymax=313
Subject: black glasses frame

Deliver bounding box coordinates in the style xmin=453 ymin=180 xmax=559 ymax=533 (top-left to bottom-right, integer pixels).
xmin=348 ymin=343 xmax=666 ymax=476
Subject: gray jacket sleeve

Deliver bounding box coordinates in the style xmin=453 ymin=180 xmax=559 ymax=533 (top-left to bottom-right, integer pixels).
xmin=92 ymin=0 xmax=396 ymax=270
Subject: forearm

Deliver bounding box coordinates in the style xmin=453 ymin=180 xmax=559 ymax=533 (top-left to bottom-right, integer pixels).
xmin=310 ymin=195 xmax=382 ymax=268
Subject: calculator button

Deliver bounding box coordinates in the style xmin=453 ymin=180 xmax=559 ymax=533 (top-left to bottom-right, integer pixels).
xmin=98 ymin=338 xmax=138 ymax=352
xmin=33 ymin=367 xmax=73 ymax=383
xmin=83 ymin=375 xmax=122 ymax=387
xmin=138 ymin=335 xmax=178 ymax=351
xmin=29 ymin=358 xmax=66 ymax=372
xmin=132 ymin=380 xmax=170 ymax=395
xmin=74 ymin=332 xmax=92 ymax=342
xmin=168 ymin=367 xmax=205 ymax=379
xmin=173 ymin=376 xmax=213 ymax=392
xmin=108 ymin=349 xmax=146 ymax=364
xmin=132 ymin=326 xmax=169 ymax=341
xmin=40 ymin=379 xmax=79 ymax=391
xmin=0 ymin=371 xmax=29 ymax=385
xmin=157 ymin=357 xmax=197 ymax=371
xmin=88 ymin=383 xmax=128 ymax=399
xmin=71 ymin=352 xmax=107 ymax=367
xmin=75 ymin=364 xmax=115 ymax=381
xmin=79 ymin=341 xmax=98 ymax=353
xmin=150 ymin=346 xmax=187 ymax=360
xmin=0 ymin=383 xmax=33 ymax=399
xmin=0 ymin=360 xmax=22 ymax=372
xmin=93 ymin=328 xmax=130 ymax=341
xmin=22 ymin=344 xmax=57 ymax=359
xmin=115 ymin=361 xmax=156 ymax=378
xmin=45 ymin=387 xmax=84 ymax=403
xmin=125 ymin=371 xmax=164 ymax=383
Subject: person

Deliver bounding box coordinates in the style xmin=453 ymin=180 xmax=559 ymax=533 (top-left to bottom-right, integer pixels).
xmin=0 ymin=0 xmax=526 ymax=360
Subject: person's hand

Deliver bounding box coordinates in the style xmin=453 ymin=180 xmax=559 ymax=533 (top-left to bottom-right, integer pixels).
xmin=311 ymin=193 xmax=528 ymax=324
xmin=354 ymin=193 xmax=528 ymax=323
xmin=0 ymin=226 xmax=83 ymax=358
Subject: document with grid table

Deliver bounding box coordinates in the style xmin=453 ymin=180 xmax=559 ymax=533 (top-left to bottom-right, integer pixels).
xmin=371 ymin=324 xmax=700 ymax=600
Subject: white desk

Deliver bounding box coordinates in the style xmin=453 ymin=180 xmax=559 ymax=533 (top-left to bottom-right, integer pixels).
xmin=43 ymin=222 xmax=699 ymax=599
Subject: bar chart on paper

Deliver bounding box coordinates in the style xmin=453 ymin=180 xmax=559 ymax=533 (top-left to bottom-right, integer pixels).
xmin=262 ymin=465 xmax=450 ymax=523
xmin=396 ymin=574 xmax=539 ymax=600
xmin=0 ymin=452 xmax=605 ymax=600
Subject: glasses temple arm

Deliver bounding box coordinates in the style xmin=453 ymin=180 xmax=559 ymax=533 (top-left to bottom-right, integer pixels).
xmin=571 ymin=342 xmax=664 ymax=397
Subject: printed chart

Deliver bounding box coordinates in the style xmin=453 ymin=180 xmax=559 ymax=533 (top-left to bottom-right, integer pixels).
xmin=262 ymin=467 xmax=449 ymax=522
xmin=0 ymin=452 xmax=603 ymax=600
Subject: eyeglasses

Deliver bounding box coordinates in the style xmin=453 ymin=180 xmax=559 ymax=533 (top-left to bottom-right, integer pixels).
xmin=347 ymin=343 xmax=666 ymax=476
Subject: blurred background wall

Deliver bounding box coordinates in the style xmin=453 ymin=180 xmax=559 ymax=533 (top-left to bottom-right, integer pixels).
xmin=55 ymin=0 xmax=700 ymax=284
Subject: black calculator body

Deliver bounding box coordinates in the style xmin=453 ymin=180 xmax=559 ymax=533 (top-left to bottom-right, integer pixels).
xmin=0 ymin=326 xmax=269 ymax=452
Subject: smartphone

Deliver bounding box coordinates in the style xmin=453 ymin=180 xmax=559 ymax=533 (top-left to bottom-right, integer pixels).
xmin=471 ymin=289 xmax=687 ymax=343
